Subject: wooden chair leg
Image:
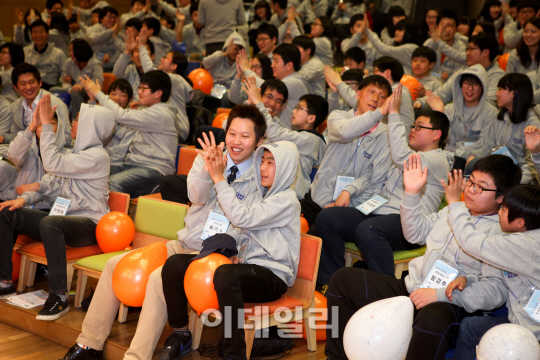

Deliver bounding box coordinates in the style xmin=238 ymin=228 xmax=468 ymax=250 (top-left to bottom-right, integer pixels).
xmin=118 ymin=302 xmax=129 ymax=323
xmin=17 ymin=255 xmax=28 ymax=293
xmin=26 ymin=261 xmax=37 ymax=287
xmin=244 ymin=325 xmax=256 ymax=360
xmin=305 ymin=315 xmax=318 ymax=351
xmin=189 ymin=308 xmax=204 ymax=350
xmin=66 ymin=263 xmax=75 ymax=294
xmin=344 ymin=252 xmax=353 ymax=267
xmin=74 ymin=271 xmax=87 ymax=308
xmin=394 ymin=262 xmax=406 ymax=279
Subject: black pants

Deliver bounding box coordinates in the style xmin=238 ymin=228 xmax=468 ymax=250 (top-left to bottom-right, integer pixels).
xmin=162 ymin=255 xmax=287 ymax=359
xmin=325 ymin=268 xmax=478 ymax=360
xmin=159 ymin=174 xmax=189 ymax=204
xmin=205 ymin=42 xmax=225 ymax=56
xmin=0 ymin=207 xmax=97 ymax=293
xmin=314 ymin=207 xmax=419 ymax=283
xmin=299 ymin=193 xmax=323 ymax=228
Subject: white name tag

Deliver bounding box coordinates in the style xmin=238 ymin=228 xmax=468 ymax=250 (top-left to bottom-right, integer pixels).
xmin=524 ymin=289 xmax=540 ymax=323
xmin=356 ymin=193 xmax=390 ymax=215
xmin=464 ymin=142 xmax=475 ymax=147
xmin=49 ymin=195 xmax=71 ymax=216
xmin=202 ymin=211 xmax=230 ymax=240
xmin=492 ymin=146 xmax=518 ymax=164
xmin=333 ymin=176 xmax=355 ymax=200
xmin=421 ymin=259 xmax=459 ymax=289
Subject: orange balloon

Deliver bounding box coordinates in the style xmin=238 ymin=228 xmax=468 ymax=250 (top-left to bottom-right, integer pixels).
xmin=294 ymin=291 xmax=327 ymax=341
xmin=184 ymin=253 xmax=232 ymax=314
xmin=96 ymin=211 xmax=135 ymax=253
xmin=212 ymin=112 xmax=229 ymax=128
xmin=498 ymin=53 xmax=510 ymax=71
xmin=400 ymin=75 xmax=421 ymax=101
xmin=300 ymin=214 xmax=309 ymax=234
xmin=12 ymin=251 xmax=21 ymax=282
xmin=188 ymin=68 xmax=214 ymax=95
xmin=112 ymin=242 xmax=168 ymax=307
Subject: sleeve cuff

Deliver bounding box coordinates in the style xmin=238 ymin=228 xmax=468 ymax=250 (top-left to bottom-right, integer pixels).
xmin=401 ymin=192 xmax=421 ymax=208
xmin=343 ymin=186 xmax=357 ymax=197
xmin=42 ymin=124 xmax=54 ymax=133
xmin=23 ymin=129 xmax=34 ymax=140
xmin=214 ymin=180 xmax=229 ymax=193
xmin=436 ymin=287 xmax=451 ymax=303
xmin=388 ymin=113 xmax=401 ymax=123
xmin=95 ymin=92 xmax=107 ymax=103
xmin=21 ymin=193 xmax=32 ymax=205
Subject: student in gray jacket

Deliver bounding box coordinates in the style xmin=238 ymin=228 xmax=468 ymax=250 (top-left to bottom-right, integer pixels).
xmin=198 ymin=0 xmax=245 ymax=55
xmin=291 ymin=35 xmax=325 ymax=97
xmin=0 ymin=43 xmax=25 ymax=103
xmin=24 ymin=20 xmax=68 ymax=90
xmin=245 ymin=76 xmax=327 ymax=200
xmin=81 ymin=70 xmax=178 ymax=198
xmin=411 ymin=47 xmax=442 ymax=96
xmin=202 ymin=32 xmax=246 ymax=89
xmin=506 ymin=17 xmax=540 ymax=74
xmin=324 ymin=154 xmax=517 ymax=360
xmin=142 ymin=17 xmax=172 ymax=68
xmin=85 ymin=7 xmax=124 ymax=71
xmin=159 ymin=138 xmax=300 ymax=360
xmin=327 ymin=69 xmax=363 ymax=113
xmin=426 ymin=65 xmax=498 ymax=154
xmin=503 ymin=0 xmax=539 ymax=51
xmin=6 ymin=64 xmax=71 ymax=147
xmin=0 ymin=97 xmax=113 ymax=321
xmin=314 ymin=87 xmax=454 ymax=283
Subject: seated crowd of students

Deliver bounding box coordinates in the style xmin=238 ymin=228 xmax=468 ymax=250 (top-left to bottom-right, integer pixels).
xmin=2 ymin=0 xmax=540 ymax=359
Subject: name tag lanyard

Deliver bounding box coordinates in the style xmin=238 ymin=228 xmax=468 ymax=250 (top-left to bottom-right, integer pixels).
xmin=506 ymin=275 xmax=540 ymax=323
xmin=463 ymin=115 xmax=479 ymax=141
xmin=495 ymin=118 xmax=519 ymax=147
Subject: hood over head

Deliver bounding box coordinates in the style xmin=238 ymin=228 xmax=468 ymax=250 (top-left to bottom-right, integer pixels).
xmin=73 ymin=104 xmax=115 ymax=154
xmin=254 ymin=141 xmax=299 ymax=197
xmin=222 ymin=31 xmax=247 ymax=52
xmin=452 ymin=64 xmax=489 ymax=121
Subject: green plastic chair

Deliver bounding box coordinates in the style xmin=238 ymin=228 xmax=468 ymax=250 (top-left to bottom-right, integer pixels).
xmin=73 ymin=197 xmax=189 ymax=321
xmin=344 ymin=243 xmax=427 ymax=279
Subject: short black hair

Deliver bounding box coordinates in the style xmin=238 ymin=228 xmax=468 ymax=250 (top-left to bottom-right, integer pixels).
xmin=92 ymin=8 xmax=102 ymax=16
xmin=29 ymin=19 xmax=49 ymax=33
xmin=254 ymin=0 xmax=272 ymax=21
xmin=273 ymin=44 xmax=301 ymax=72
xmin=125 ymin=17 xmax=143 ymax=32
xmin=190 ymin=1 xmax=199 ymax=16
xmin=373 ymin=56 xmax=404 ymax=83
xmin=46 ymin=0 xmax=63 ymax=10
xmin=109 ymin=78 xmax=134 ymax=102
xmin=344 ymin=47 xmax=366 ymax=65
xmin=412 ymin=46 xmax=436 ymax=63
xmin=503 ymin=184 xmax=540 ymax=230
xmin=71 ymin=39 xmax=94 ymax=62
xmin=436 ymin=9 xmax=458 ymax=27
xmin=143 ymin=17 xmax=161 ymax=36
xmin=349 ymin=13 xmax=364 ymax=29
xmin=475 ymin=21 xmax=496 ymax=38
xmin=50 ymin=12 xmax=69 ymax=35
xmin=99 ymin=6 xmax=118 ymax=21
xmin=473 ymin=154 xmax=522 ymax=198
xmin=417 ymin=109 xmax=450 ymax=149
xmin=131 ymin=0 xmax=144 ymax=6
xmin=144 ymin=38 xmax=156 ymax=55
xmin=257 ymin=23 xmax=278 ymax=42
xmin=225 ymin=104 xmax=267 ymax=144
xmin=497 ymin=73 xmax=534 ymax=124
xmin=170 ymin=51 xmax=188 ymax=75
xmin=459 ymin=73 xmax=483 ymax=96
xmin=12 ymin=63 xmax=41 ymax=85
xmin=342 ymin=69 xmax=364 ymax=83
xmin=394 ymin=19 xmax=420 ymax=45
xmin=140 ymin=70 xmax=172 ymax=102
xmin=161 ymin=15 xmax=175 ymax=29
xmin=260 ymin=79 xmax=288 ymax=103
xmin=469 ymin=33 xmax=499 ymax=62
xmin=517 ymin=0 xmax=540 ymax=13
xmin=358 ymin=75 xmax=392 ymax=96
xmin=291 ymin=35 xmax=316 ymax=57
xmin=0 ymin=43 xmax=25 ymax=68
xmin=270 ymin=0 xmax=287 ymax=10
xmin=300 ymin=94 xmax=328 ymax=129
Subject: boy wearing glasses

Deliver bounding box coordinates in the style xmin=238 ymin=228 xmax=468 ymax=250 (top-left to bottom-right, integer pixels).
xmin=291 ymin=35 xmax=325 ymax=97
xmin=324 ymin=154 xmax=519 ymax=360
xmin=86 ymin=7 xmax=123 ymax=71
xmin=425 ymin=65 xmax=498 ymax=155
xmin=313 ymin=84 xmax=455 ymax=289
xmin=81 ymin=70 xmax=178 ymax=198
xmin=256 ymin=24 xmax=278 ymax=60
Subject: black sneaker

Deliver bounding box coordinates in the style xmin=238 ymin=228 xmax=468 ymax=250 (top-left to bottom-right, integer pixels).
xmin=60 ymin=344 xmax=103 ymax=360
xmin=0 ymin=283 xmax=16 ymax=299
xmin=36 ymin=293 xmax=69 ymax=321
xmin=159 ymin=331 xmax=192 ymax=360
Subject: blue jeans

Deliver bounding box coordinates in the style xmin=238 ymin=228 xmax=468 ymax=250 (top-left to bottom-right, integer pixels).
xmin=454 ymin=315 xmax=510 ymax=359
xmin=110 ymin=164 xmax=162 ymax=198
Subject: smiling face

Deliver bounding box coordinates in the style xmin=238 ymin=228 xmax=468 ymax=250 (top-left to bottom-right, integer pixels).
xmin=110 ymin=88 xmax=130 ymax=108
xmin=394 ymin=29 xmax=404 ymax=43
xmin=31 ymin=25 xmax=49 ymax=49
xmin=466 ymin=43 xmax=486 ymax=66
xmin=257 ymin=34 xmax=276 ymax=55
xmin=465 ymin=171 xmax=502 ymax=216
xmin=457 ymin=23 xmax=470 ymax=36
xmin=225 ymin=117 xmax=261 ymax=164
xmin=158 ymin=52 xmax=176 ymax=73
xmin=101 ymin=11 xmax=118 ymax=29
xmin=14 ymin=73 xmax=42 ymax=102
xmin=356 ymin=84 xmax=388 ymax=114
xmin=523 ymin=22 xmax=540 ymax=47
xmin=490 ymin=5 xmax=502 ymax=20
xmin=461 ymin=78 xmax=483 ymax=105
xmin=412 ymin=56 xmax=433 ymax=77
xmin=426 ymin=10 xmax=438 ymax=27
xmin=310 ymin=19 xmax=324 ymax=37
xmin=518 ymin=6 xmax=536 ymax=26
xmin=0 ymin=47 xmax=11 ymax=68
xmin=260 ymin=150 xmax=276 ymax=189
xmin=271 ymin=54 xmax=292 ymax=80
xmin=132 ymin=1 xmax=144 ymax=13
xmin=255 ymin=6 xmax=267 ymax=20
xmin=496 ymin=87 xmax=514 ymax=110
xmin=261 ymin=88 xmax=284 ymax=117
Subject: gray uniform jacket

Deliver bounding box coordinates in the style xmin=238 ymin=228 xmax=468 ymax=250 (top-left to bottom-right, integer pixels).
xmin=503 ymin=20 xmax=523 ymax=51
xmin=24 ymin=42 xmax=68 ymax=86
xmin=182 ymin=23 xmax=207 ymax=57
xmin=506 ymin=48 xmax=538 ymax=74
xmin=296 ymin=0 xmax=328 ymax=24
xmin=418 ymin=74 xmax=442 ymax=92
xmin=112 ymin=52 xmax=142 ymax=102
xmin=298 ymin=56 xmax=326 ymax=97
xmin=86 ymin=23 xmax=124 ymax=69
xmin=198 ymin=0 xmax=246 ymax=43
xmin=366 ymin=28 xmax=417 ymax=75
xmin=340 ymin=34 xmax=380 ymax=73
xmin=60 ymin=56 xmax=104 ymax=90
xmin=424 ymin=37 xmax=467 ymax=78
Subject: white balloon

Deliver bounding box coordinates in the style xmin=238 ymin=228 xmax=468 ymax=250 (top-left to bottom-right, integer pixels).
xmin=343 ymin=296 xmax=414 ymax=360
xmin=477 ymin=323 xmax=540 ymax=360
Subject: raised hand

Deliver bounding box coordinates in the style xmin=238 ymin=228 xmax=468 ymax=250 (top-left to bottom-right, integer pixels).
xmin=324 ymin=65 xmax=342 ymax=92
xmin=242 ymin=76 xmax=263 ymax=105
xmin=425 ymin=91 xmax=444 ymax=112
xmin=176 ymin=8 xmax=186 ymax=22
xmin=197 ymin=131 xmax=225 ymax=171
xmin=388 ymin=83 xmax=402 ymax=114
xmin=236 ymin=49 xmax=251 ymax=74
xmin=79 ymin=75 xmax=102 ymax=98
xmin=124 ymin=28 xmax=138 ymax=53
xmin=15 ymin=8 xmax=24 ymax=26
xmin=206 ymin=145 xmax=227 ymax=184
xmin=403 ymin=153 xmax=428 ymax=195
xmin=525 ymin=125 xmax=540 ymax=154
xmin=28 ymin=104 xmax=42 ymax=133
xmin=441 ymin=169 xmax=465 ymax=205
xmin=287 ymin=6 xmax=296 ymax=23
xmin=38 ymin=94 xmax=58 ymax=125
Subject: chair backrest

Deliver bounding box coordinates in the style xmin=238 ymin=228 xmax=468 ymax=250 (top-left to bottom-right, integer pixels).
xmin=102 ymin=73 xmax=117 ymax=94
xmin=177 ymin=146 xmax=199 ymax=176
xmin=108 ymin=191 xmax=130 ymax=213
xmin=132 ymin=196 xmax=189 ymax=248
xmin=285 ymin=234 xmax=322 ymax=307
